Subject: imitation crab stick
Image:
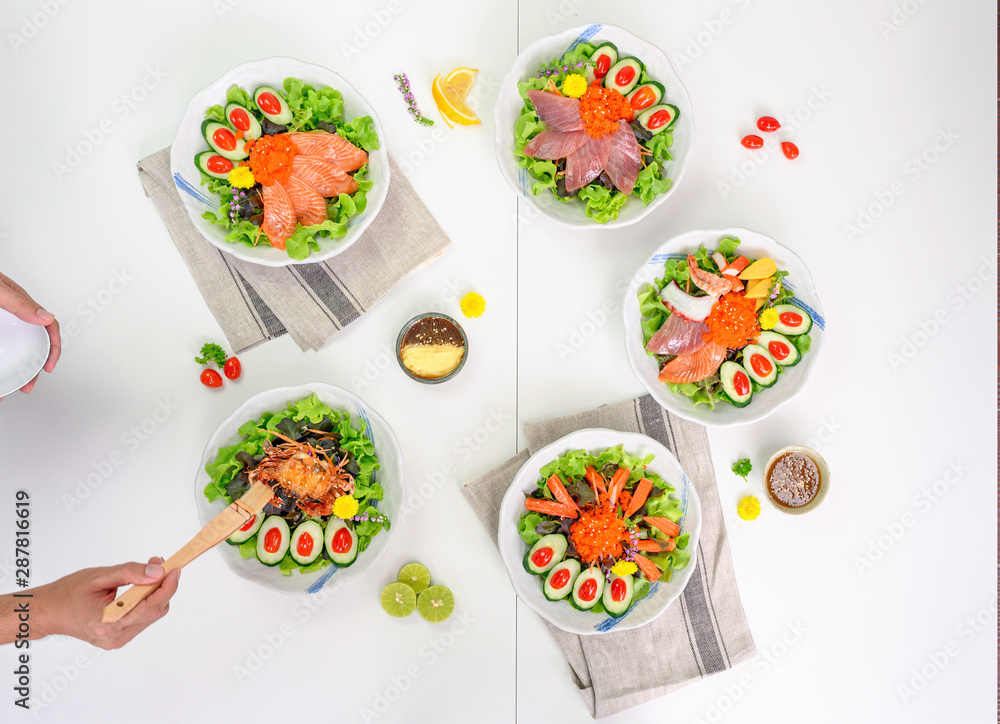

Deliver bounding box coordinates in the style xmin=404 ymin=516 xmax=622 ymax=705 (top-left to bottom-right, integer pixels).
xmin=606 ymin=468 xmax=629 ymax=511
xmin=525 ymin=498 xmax=579 ymax=519
xmin=585 ymin=467 xmax=607 ymax=497
xmin=547 ymin=475 xmax=580 ymax=512
xmin=633 ymin=553 xmax=662 ymax=583
xmin=644 ymin=516 xmax=681 ymax=537
xmin=636 ymin=538 xmax=676 ymax=553
xmin=623 ymin=478 xmax=653 ymax=518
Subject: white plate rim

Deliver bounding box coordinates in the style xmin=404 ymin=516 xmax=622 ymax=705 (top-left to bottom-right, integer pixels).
xmin=0 ymin=310 xmax=50 ymax=398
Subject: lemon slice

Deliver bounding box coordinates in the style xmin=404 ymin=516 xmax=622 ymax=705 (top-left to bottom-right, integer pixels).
xmin=398 ymin=562 xmax=431 ymax=594
xmin=445 ymin=67 xmax=478 ymax=100
xmin=380 ymin=582 xmax=416 ymax=617
xmin=432 ymin=74 xmax=481 ymax=127
xmin=417 ymin=585 xmax=455 ymax=623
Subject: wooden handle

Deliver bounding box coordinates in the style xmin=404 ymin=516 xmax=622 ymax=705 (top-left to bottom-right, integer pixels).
xmin=102 ymin=482 xmax=272 ymax=623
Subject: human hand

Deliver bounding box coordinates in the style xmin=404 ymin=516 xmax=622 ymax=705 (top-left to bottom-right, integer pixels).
xmin=0 ymin=272 xmax=61 ymax=395
xmin=36 ymin=557 xmax=180 ymax=649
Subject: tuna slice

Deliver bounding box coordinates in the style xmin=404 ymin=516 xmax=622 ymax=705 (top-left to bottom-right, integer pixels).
xmin=286 ymin=131 xmax=368 ymax=172
xmin=284 ymin=175 xmax=328 ymax=226
xmin=565 ymin=133 xmax=615 ymax=192
xmin=657 ymin=341 xmax=727 ymax=384
xmin=660 ymin=281 xmax=717 ymax=322
xmin=604 ymin=120 xmax=642 ymax=195
xmin=291 ymin=155 xmax=358 ymax=197
xmin=526 ymin=90 xmax=584 ymax=132
xmin=523 ymin=129 xmax=590 ymax=160
xmin=261 ymin=182 xmax=297 ymax=250
xmin=646 ymin=313 xmax=708 ymax=356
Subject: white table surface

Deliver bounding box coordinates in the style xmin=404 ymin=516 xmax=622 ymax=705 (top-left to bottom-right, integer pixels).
xmin=0 ymin=1 xmax=995 ymax=722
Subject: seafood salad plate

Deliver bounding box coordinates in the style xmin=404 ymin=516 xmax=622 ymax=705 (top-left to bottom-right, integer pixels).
xmin=624 ymin=228 xmax=825 ymax=426
xmin=196 ymin=384 xmax=404 ymax=593
xmin=171 ymin=57 xmax=389 ymax=266
xmin=498 ymin=428 xmax=701 ymax=635
xmin=495 ymin=23 xmax=694 ymax=227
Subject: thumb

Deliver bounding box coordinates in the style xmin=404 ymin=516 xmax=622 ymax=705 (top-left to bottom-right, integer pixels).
xmin=92 ymin=561 xmax=166 ymax=590
xmin=0 ymin=278 xmax=54 ymax=326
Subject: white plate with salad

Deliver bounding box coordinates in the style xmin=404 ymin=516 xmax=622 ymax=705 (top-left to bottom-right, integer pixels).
xmin=195 ymin=383 xmax=404 ymax=594
xmin=624 ymin=228 xmax=826 ymax=426
xmin=494 ymin=23 xmax=694 ymax=228
xmin=498 ymin=428 xmax=701 ymax=635
xmin=171 ymin=57 xmax=389 ymax=266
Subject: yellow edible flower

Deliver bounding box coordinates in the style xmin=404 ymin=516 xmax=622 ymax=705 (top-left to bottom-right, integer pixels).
xmin=759 ymin=307 xmax=779 ymax=330
xmin=228 ymin=166 xmax=256 ymax=189
xmin=737 ymin=496 xmax=761 ymax=521
xmin=611 ymin=560 xmax=638 ymax=576
xmin=332 ymin=495 xmax=359 ymax=519
xmin=561 ymin=73 xmax=588 ymax=99
xmin=460 ymin=292 xmax=486 ymax=318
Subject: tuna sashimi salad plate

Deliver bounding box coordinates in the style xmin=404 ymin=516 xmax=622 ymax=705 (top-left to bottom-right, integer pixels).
xmin=624 ymin=228 xmax=826 ymax=427
xmin=499 ymin=429 xmax=701 ymax=635
xmin=195 ymin=384 xmax=404 ymax=594
xmin=171 ymin=58 xmax=389 ymax=266
xmin=495 ymin=24 xmax=693 ymax=228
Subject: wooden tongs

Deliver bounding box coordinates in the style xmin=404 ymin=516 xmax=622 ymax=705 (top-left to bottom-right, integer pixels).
xmin=102 ymin=482 xmax=273 ymax=623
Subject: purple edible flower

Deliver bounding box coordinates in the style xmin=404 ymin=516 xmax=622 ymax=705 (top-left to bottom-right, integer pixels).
xmin=394 ymin=73 xmax=434 ymax=126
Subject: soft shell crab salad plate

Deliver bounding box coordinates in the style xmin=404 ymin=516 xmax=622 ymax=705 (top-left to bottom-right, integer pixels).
xmin=195 ymin=384 xmax=404 ymax=594
xmin=624 ymin=228 xmax=826 ymax=426
xmin=171 ymin=57 xmax=389 ymax=266
xmin=499 ymin=429 xmax=701 ymax=635
xmin=495 ymin=24 xmax=694 ymax=228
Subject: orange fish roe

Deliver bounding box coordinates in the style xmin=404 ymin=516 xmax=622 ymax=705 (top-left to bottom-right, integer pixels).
xmin=578 ymin=86 xmax=634 ymax=138
xmin=570 ymin=505 xmax=629 ymax=563
xmin=246 ymin=135 xmax=299 ymax=186
xmin=703 ymin=292 xmax=760 ymax=350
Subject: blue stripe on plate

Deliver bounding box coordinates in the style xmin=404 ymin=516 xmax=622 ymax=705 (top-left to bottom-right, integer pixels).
xmin=649 ymin=253 xmax=687 ymax=265
xmin=565 ymin=24 xmax=602 ymax=55
xmin=790 ymin=298 xmax=826 ymax=331
xmin=173 ymin=172 xmax=213 ymax=205
xmin=306 ymin=563 xmax=340 ymax=594
xmin=593 ymin=581 xmax=660 ymax=633
xmin=346 ymin=214 xmax=368 ymax=228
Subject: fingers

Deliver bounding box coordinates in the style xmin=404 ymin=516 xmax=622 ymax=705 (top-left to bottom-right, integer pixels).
xmin=119 ymin=569 xmax=179 ymax=630
xmin=91 ymin=561 xmax=166 ymax=590
xmin=19 ymin=374 xmax=38 ymax=394
xmin=147 ymin=556 xmax=165 ymax=566
xmin=0 ymin=274 xmax=53 ymax=326
xmin=43 ymin=318 xmax=61 ymax=372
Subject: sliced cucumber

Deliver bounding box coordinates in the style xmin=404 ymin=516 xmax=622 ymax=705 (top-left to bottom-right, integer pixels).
xmin=289 ymin=520 xmax=324 ymax=566
xmin=195 ymin=151 xmax=235 ymax=181
xmin=228 ymin=510 xmax=264 ymax=545
xmin=253 ymin=86 xmax=293 ymax=125
xmin=626 ymin=82 xmax=664 ymax=112
xmin=636 ymin=104 xmax=679 ymax=135
xmin=201 ymin=120 xmax=248 ymax=161
xmin=256 ymin=516 xmax=290 ymax=566
xmin=543 ymin=559 xmax=581 ymax=601
xmin=758 ymin=331 xmax=800 ymax=367
xmin=523 ymin=534 xmax=568 ymax=575
xmin=602 ymin=573 xmax=635 ymax=617
xmin=719 ymin=361 xmax=754 ymax=408
xmin=604 ymin=57 xmax=643 ymax=95
xmin=741 ymin=344 xmax=778 ymax=388
xmin=771 ymin=304 xmax=813 ymax=336
xmin=324 ymin=519 xmax=359 ymax=567
xmin=225 ymin=102 xmax=262 ymax=141
xmin=570 ymin=567 xmax=605 ymax=610
xmin=590 ymin=42 xmax=619 ymax=80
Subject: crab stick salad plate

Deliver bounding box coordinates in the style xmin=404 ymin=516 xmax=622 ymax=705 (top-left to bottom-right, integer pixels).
xmin=623 ymin=228 xmax=826 ymax=426
xmin=499 ymin=429 xmax=701 ymax=635
xmin=171 ymin=57 xmax=389 ymax=266
xmin=495 ymin=23 xmax=693 ymax=228
xmin=195 ymin=384 xmax=404 ymax=594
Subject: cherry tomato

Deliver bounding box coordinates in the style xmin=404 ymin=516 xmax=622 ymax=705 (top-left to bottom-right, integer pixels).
xmin=757 ymin=115 xmax=780 ymax=132
xmin=224 ymin=357 xmax=241 ymax=380
xmin=200 ymin=369 xmax=223 ymax=388
xmin=741 ymin=134 xmax=764 ymax=149
xmin=781 ymin=141 xmax=800 ymax=159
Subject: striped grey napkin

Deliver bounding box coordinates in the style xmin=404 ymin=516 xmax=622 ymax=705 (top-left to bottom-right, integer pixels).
xmin=462 ymin=396 xmax=756 ymax=719
xmin=137 ymin=148 xmax=450 ymax=352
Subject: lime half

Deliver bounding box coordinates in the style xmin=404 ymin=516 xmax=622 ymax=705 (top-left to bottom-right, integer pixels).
xmin=380 ymin=582 xmax=417 ymax=618
xmin=398 ymin=563 xmax=431 ymax=594
xmin=417 ymin=585 xmax=455 ymax=623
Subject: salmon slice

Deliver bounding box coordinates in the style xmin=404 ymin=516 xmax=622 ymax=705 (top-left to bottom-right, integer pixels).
xmin=261 ymin=182 xmax=297 ymax=250
xmin=286 ymin=131 xmax=367 ymax=172
xmin=523 ymin=129 xmax=590 ymax=160
xmin=646 ymin=313 xmax=708 ymax=357
xmin=526 ymin=90 xmax=584 ymax=132
xmin=291 ymin=155 xmax=358 ymax=197
xmin=284 ymin=175 xmax=328 ymax=226
xmin=657 ymin=340 xmax=726 ymax=384
xmin=604 ymin=121 xmax=642 ymax=195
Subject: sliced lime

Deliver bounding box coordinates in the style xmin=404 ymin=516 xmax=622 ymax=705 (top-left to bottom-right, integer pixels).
xmin=417 ymin=585 xmax=455 ymax=623
xmin=398 ymin=563 xmax=431 ymax=594
xmin=380 ymin=582 xmax=416 ymax=618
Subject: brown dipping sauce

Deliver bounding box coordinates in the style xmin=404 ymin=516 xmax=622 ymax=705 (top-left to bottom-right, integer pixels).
xmin=401 ymin=316 xmax=464 ymax=348
xmin=398 ymin=315 xmax=466 ymax=380
xmin=766 ymin=451 xmax=821 ymax=508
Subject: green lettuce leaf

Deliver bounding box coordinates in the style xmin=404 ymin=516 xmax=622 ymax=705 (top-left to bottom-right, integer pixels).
xmin=518 ymin=512 xmax=546 ymax=545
